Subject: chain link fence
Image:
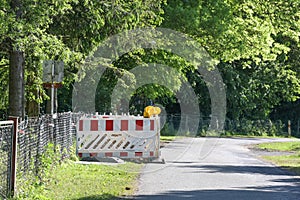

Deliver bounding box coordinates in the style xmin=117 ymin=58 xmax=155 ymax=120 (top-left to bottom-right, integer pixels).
xmin=0 ymin=112 xmax=83 ymax=198
xmin=161 ymin=114 xmax=299 ymax=137
xmin=0 ymin=112 xmax=299 ymax=198
xmin=0 ymin=121 xmax=13 ymax=199
xmin=17 ymin=112 xmax=78 ymax=191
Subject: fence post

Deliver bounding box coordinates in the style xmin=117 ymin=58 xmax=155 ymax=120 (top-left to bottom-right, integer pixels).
xmin=9 ymin=116 xmax=18 ymax=197
xmin=288 ymin=120 xmax=291 ymax=138
xmin=297 ymin=119 xmax=299 ymax=136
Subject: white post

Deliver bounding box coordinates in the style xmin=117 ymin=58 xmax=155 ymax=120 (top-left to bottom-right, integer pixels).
xmin=51 ymin=62 xmax=55 ymax=115
xmin=288 ymin=120 xmax=291 ymax=137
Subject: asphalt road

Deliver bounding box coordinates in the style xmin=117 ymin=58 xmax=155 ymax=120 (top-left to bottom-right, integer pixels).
xmin=134 ymin=137 xmax=300 ymax=200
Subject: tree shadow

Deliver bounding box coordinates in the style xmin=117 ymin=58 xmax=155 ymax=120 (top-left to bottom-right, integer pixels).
xmin=71 ymin=165 xmax=300 ymax=200
xmin=73 ymin=194 xmax=117 ymax=200
xmin=134 ymin=187 xmax=300 ymax=200
xmin=133 ymin=164 xmax=300 ymax=199
xmin=177 ymin=164 xmax=299 ymax=176
xmin=281 ymin=166 xmax=300 ymax=176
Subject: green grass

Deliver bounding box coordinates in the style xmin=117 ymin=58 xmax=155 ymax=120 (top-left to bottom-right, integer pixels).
xmin=262 ymin=154 xmax=300 ymax=175
xmin=221 ymin=131 xmax=293 ymax=138
xmin=160 ymin=135 xmax=177 ymax=143
xmin=41 ymin=161 xmax=143 ymax=200
xmin=257 ymin=141 xmax=300 ymax=152
xmin=257 ymin=141 xmax=300 ymax=175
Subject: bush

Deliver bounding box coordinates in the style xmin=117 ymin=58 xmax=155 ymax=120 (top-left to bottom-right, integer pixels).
xmin=224 ymin=119 xmax=286 ymax=137
xmin=161 ymin=122 xmax=176 ymax=136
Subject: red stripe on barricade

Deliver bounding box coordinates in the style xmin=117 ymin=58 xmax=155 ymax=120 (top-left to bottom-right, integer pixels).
xmin=90 ymin=120 xmax=98 ymax=131
xmin=135 ymin=152 xmax=143 ymax=157
xmin=90 ymin=153 xmax=97 ymax=157
xmin=136 ymin=120 xmax=143 ymax=131
xmin=79 ymin=120 xmax=83 ymax=131
xmin=121 ymin=120 xmax=128 ymax=131
xmin=106 ymin=120 xmax=113 ymax=131
xmin=120 ymin=152 xmax=128 ymax=157
xmin=150 ymin=120 xmax=154 ymax=131
xmin=105 ymin=152 xmax=113 ymax=157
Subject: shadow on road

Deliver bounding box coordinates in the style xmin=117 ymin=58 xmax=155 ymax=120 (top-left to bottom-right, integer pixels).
xmin=176 ymin=164 xmax=300 ymax=176
xmin=134 ymin=187 xmax=300 ymax=200
xmin=73 ymin=194 xmax=116 ymax=200
xmin=133 ymin=164 xmax=300 ymax=199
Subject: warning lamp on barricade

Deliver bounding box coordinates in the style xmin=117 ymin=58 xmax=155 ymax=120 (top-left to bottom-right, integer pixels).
xmin=143 ymin=106 xmax=161 ymax=118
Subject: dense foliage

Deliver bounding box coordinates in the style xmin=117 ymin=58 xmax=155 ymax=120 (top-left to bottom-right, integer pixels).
xmin=0 ymin=0 xmax=165 ymax=117
xmin=0 ymin=0 xmax=299 ymax=126
xmin=160 ymin=0 xmax=300 ymax=120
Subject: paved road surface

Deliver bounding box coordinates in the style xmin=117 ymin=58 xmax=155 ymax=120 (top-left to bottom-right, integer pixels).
xmin=134 ymin=137 xmax=300 ymax=200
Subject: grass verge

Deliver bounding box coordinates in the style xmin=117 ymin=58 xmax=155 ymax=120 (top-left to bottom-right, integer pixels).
xmin=41 ymin=161 xmax=143 ymax=200
xmin=257 ymin=141 xmax=300 ymax=152
xmin=160 ymin=135 xmax=178 ymax=148
xmin=256 ymin=141 xmax=300 ymax=175
xmin=160 ymin=135 xmax=177 ymax=143
xmin=262 ymin=154 xmax=300 ymax=175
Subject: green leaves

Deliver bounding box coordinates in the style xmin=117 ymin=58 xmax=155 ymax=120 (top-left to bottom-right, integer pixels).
xmin=159 ymin=0 xmax=300 ymax=120
xmin=0 ymin=59 xmax=9 ymax=110
xmin=162 ymin=0 xmax=299 ymax=62
xmin=0 ymin=0 xmax=299 ymax=120
xmin=0 ymin=0 xmax=165 ymax=114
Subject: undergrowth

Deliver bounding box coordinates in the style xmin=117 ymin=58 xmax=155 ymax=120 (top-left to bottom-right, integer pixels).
xmin=12 ymin=143 xmax=142 ymax=200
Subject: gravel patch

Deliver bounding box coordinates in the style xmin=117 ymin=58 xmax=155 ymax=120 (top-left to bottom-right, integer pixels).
xmin=249 ymin=146 xmax=295 ymax=156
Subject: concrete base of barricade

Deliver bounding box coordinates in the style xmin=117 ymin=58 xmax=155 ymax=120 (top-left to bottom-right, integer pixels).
xmin=122 ymin=156 xmax=165 ymax=164
xmin=80 ymin=156 xmax=125 ymax=164
xmin=78 ymin=151 xmax=164 ymax=163
xmin=75 ymin=160 xmax=126 ymax=166
xmin=78 ymin=156 xmax=165 ymax=164
xmin=151 ymin=157 xmax=166 ymax=164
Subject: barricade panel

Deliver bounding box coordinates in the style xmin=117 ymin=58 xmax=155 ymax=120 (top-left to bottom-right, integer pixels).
xmin=77 ymin=114 xmax=160 ymax=159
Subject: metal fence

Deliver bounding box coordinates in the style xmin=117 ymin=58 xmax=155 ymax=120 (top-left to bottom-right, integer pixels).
xmin=0 ymin=112 xmax=82 ymax=198
xmin=0 ymin=112 xmax=299 ymax=198
xmin=161 ymin=114 xmax=299 ymax=137
xmin=17 ymin=112 xmax=77 ymax=190
xmin=0 ymin=121 xmax=13 ymax=199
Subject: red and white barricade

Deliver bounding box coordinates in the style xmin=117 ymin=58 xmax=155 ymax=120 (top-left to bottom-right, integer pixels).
xmin=76 ymin=114 xmax=160 ymax=160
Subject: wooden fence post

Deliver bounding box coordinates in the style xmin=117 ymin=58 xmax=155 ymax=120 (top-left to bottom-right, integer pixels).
xmin=9 ymin=116 xmax=18 ymax=197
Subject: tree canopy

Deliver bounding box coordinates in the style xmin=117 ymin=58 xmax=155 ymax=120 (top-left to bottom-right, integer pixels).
xmin=0 ymin=0 xmax=165 ymax=117
xmin=0 ymin=0 xmax=299 ymax=124
xmin=160 ymin=0 xmax=300 ymax=120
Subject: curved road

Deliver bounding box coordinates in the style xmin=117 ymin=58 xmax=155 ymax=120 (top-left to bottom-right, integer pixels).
xmin=134 ymin=137 xmax=300 ymax=200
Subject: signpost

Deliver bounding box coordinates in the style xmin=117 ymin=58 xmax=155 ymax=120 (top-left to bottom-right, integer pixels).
xmin=42 ymin=60 xmax=64 ymax=116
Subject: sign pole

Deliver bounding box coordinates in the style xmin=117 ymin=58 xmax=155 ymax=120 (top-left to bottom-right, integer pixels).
xmin=42 ymin=60 xmax=64 ymax=116
xmin=51 ymin=62 xmax=55 ymax=115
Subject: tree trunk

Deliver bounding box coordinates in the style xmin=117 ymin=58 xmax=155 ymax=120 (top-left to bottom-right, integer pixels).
xmin=9 ymin=0 xmax=25 ymax=119
xmin=46 ymin=88 xmax=52 ymax=114
xmin=26 ymin=81 xmax=40 ymax=117
xmin=9 ymin=50 xmax=25 ymax=118
xmin=25 ymin=61 xmax=40 ymax=117
xmin=26 ymin=100 xmax=39 ymax=117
